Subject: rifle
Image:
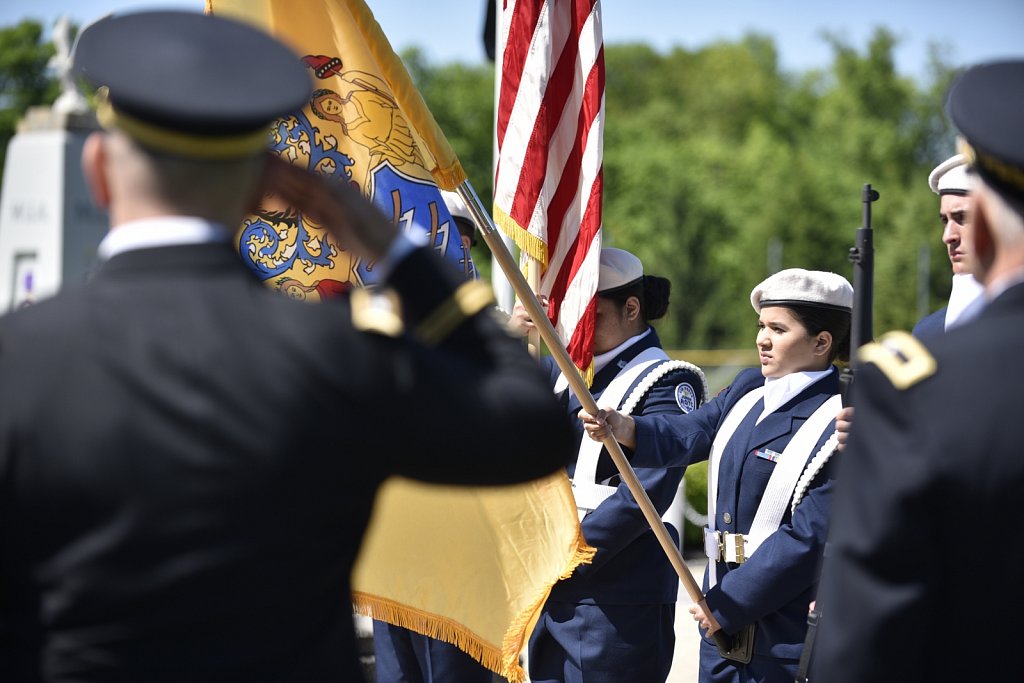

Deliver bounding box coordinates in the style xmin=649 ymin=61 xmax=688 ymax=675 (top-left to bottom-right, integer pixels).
xmin=841 ymin=183 xmax=879 ymax=401
xmin=795 ymin=183 xmax=878 ymax=683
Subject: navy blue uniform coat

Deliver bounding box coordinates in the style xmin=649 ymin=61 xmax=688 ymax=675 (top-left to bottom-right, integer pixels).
xmin=911 ymin=307 xmax=946 ymax=340
xmin=631 ymin=367 xmax=840 ymax=680
xmin=529 ymin=329 xmax=705 ymax=682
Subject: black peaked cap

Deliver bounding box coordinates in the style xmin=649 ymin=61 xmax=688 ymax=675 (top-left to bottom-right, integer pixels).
xmin=947 ymin=60 xmax=1024 ymax=198
xmin=73 ymin=10 xmax=311 ymax=137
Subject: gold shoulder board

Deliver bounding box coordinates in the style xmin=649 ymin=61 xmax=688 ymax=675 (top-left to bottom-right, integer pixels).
xmin=416 ymin=280 xmax=494 ymax=346
xmin=857 ymin=330 xmax=937 ymax=389
xmin=350 ymin=287 xmax=404 ymax=337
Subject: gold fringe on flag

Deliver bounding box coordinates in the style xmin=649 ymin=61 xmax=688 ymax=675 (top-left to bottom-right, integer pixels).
xmin=493 ymin=206 xmax=549 ymax=268
xmin=351 ymin=472 xmax=594 ymax=682
xmin=353 ymin=529 xmax=594 ymax=683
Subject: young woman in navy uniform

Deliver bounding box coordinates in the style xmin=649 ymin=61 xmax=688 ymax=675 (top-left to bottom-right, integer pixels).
xmin=514 ymin=248 xmax=708 ymax=683
xmin=581 ymin=268 xmax=851 ymax=683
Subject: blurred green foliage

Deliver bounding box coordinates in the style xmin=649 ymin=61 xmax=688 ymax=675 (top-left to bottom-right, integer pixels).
xmin=0 ymin=20 xmax=60 ymax=181
xmin=683 ymin=461 xmax=709 ymax=548
xmin=405 ymin=28 xmax=963 ymax=348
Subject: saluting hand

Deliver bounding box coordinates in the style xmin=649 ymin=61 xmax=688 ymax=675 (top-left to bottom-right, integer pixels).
xmin=256 ymin=153 xmax=399 ymax=262
xmin=579 ymin=408 xmax=637 ymax=450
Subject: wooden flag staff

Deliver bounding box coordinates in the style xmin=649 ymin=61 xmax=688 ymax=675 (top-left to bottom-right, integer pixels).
xmin=455 ymin=181 xmax=737 ymax=657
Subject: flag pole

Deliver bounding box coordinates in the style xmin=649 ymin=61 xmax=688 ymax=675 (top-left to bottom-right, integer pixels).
xmin=456 ymin=181 xmax=732 ymax=651
xmin=349 ymin=0 xmax=727 ymax=646
xmin=524 ymin=257 xmax=542 ymax=358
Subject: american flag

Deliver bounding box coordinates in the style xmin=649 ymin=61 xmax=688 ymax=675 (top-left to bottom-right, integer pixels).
xmin=493 ymin=0 xmax=605 ymax=382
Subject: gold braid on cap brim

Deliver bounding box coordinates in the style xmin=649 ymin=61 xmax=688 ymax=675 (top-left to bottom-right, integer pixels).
xmin=94 ymin=86 xmax=270 ymax=159
xmin=958 ymin=137 xmax=1024 ymax=194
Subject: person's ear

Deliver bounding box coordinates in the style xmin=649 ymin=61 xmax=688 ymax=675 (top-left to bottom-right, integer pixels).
xmin=624 ymin=296 xmax=641 ymax=322
xmin=81 ymin=132 xmax=111 ymax=209
xmin=814 ymin=331 xmax=833 ymax=357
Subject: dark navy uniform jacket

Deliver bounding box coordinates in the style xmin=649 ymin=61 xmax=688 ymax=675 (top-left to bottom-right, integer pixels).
xmin=911 ymin=307 xmax=946 ymax=340
xmin=0 ymin=242 xmax=572 ymax=682
xmin=631 ymin=366 xmax=840 ymax=659
xmin=813 ymin=282 xmax=1024 ymax=683
xmin=544 ymin=328 xmax=705 ymax=605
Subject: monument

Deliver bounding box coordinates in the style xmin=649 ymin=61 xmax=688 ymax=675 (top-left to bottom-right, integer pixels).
xmin=0 ymin=16 xmax=107 ymax=312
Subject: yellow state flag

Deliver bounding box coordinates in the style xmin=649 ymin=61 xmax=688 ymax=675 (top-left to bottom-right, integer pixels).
xmin=209 ymin=0 xmax=472 ymax=297
xmin=207 ymin=2 xmax=594 ymax=680
xmin=355 ymin=475 xmax=591 ymax=681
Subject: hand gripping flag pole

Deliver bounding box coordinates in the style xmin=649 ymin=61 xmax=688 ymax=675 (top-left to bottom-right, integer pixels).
xmin=455 ymin=181 xmax=739 ymax=658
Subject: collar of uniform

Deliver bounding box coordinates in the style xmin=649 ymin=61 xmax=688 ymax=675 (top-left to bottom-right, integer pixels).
xmin=945 ymin=273 xmax=985 ymax=330
xmin=592 ymin=327 xmax=653 ymax=374
xmin=97 ymin=216 xmax=232 ymax=261
xmin=758 ymin=367 xmax=834 ymax=424
xmin=985 ymin=265 xmax=1024 ymax=305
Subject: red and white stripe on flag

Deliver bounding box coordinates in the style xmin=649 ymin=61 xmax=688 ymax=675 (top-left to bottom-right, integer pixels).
xmin=494 ymin=0 xmax=605 ymax=381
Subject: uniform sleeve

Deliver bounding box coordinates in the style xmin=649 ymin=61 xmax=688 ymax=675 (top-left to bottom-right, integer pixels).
xmin=809 ymin=364 xmax=938 ymax=683
xmin=704 ymin=425 xmax=838 ymax=632
xmin=572 ymin=367 xmax=701 ymax=579
xmin=352 ymin=247 xmax=574 ymax=485
xmin=629 ymin=369 xmax=762 ymax=469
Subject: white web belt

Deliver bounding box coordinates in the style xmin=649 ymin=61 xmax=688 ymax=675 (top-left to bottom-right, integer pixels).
xmin=705 ymin=391 xmax=840 ymax=585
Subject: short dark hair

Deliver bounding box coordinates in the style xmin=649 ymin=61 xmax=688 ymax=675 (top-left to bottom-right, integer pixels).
xmin=786 ymin=303 xmax=852 ymax=363
xmin=598 ymin=274 xmax=671 ymax=322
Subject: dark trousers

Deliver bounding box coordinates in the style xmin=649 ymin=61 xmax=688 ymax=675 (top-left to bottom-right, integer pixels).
xmin=372 ymin=621 xmax=493 ymax=683
xmin=698 ymin=635 xmax=799 ymax=683
xmin=528 ymin=601 xmax=675 ymax=683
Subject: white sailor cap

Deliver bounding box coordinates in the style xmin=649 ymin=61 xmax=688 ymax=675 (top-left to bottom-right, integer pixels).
xmin=928 ymin=154 xmax=973 ymax=196
xmin=598 ymin=248 xmax=643 ymax=294
xmin=440 ymin=190 xmax=476 ymax=244
xmin=441 ymin=190 xmax=472 ymax=221
xmin=750 ymin=268 xmax=853 ymax=313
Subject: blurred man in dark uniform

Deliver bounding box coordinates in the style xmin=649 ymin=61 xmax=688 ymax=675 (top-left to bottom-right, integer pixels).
xmin=369 ymin=198 xmax=494 ymax=683
xmin=812 ymin=60 xmax=1024 ymax=682
xmin=0 ymin=10 xmax=572 ymax=683
xmin=911 ymin=153 xmax=984 ymax=339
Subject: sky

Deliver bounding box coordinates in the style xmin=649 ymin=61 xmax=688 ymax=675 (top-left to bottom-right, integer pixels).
xmin=3 ymin=0 xmax=1022 ymax=83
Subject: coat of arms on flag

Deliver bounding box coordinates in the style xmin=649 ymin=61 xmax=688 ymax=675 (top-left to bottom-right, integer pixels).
xmin=215 ymin=3 xmax=473 ymax=298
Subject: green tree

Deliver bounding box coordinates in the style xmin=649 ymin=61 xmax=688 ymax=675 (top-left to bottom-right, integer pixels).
xmin=601 ymin=29 xmax=957 ymax=347
xmin=398 ymin=27 xmax=961 ymax=350
xmin=0 ymin=19 xmax=59 ymax=182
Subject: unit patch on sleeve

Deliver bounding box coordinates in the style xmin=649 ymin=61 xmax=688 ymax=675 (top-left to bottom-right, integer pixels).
xmin=675 ymin=382 xmax=697 ymax=413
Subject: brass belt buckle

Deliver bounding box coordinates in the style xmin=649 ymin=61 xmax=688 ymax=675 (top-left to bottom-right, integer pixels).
xmin=731 ymin=533 xmax=745 ymax=564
